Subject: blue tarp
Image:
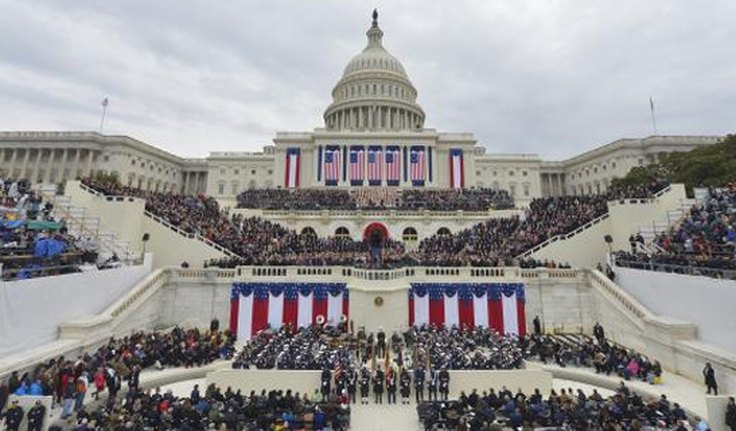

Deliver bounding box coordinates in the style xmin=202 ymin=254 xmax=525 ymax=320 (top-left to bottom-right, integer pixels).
xmin=33 ymin=237 xmax=67 ymax=258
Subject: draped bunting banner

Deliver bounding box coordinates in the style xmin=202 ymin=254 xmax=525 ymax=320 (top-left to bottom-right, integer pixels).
xmin=385 ymin=146 xmax=401 ymax=186
xmin=367 ymin=146 xmax=383 ymax=186
xmin=324 ymin=146 xmax=341 ymax=186
xmin=408 ymin=283 xmax=526 ymax=336
xmin=285 ymin=147 xmax=300 ymax=188
xmin=410 ymin=146 xmax=426 ymax=186
xmin=349 ymin=146 xmax=365 ymax=185
xmin=230 ymin=283 xmax=349 ymax=341
xmin=449 ymin=148 xmax=464 ymax=189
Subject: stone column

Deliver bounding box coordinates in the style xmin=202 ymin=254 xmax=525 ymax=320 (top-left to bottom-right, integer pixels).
xmin=58 ymin=149 xmax=68 ymax=182
xmin=73 ymin=149 xmax=82 ymax=179
xmin=31 ymin=148 xmax=43 ymax=182
xmin=44 ymin=149 xmax=55 ymax=183
xmin=8 ymin=149 xmax=17 ymax=177
xmin=86 ymin=150 xmax=95 ymax=177
xmin=21 ymin=149 xmax=31 ymax=179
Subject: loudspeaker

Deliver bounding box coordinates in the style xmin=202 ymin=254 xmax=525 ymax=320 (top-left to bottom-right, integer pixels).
xmin=603 ymin=235 xmax=613 ymax=244
xmin=142 ymin=233 xmax=150 ymax=242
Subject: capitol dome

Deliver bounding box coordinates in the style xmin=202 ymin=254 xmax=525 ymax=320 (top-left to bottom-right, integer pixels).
xmin=324 ymin=11 xmax=425 ymax=131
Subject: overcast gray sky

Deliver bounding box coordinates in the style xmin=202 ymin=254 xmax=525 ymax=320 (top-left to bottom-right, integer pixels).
xmin=0 ymin=0 xmax=733 ymax=159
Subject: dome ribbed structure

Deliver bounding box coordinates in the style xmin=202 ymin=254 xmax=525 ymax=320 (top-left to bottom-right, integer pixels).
xmin=324 ymin=11 xmax=425 ymax=131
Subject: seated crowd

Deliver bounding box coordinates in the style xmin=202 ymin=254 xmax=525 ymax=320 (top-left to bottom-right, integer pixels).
xmin=83 ymin=177 xmax=408 ymax=268
xmin=84 ymin=177 xmax=672 ymax=270
xmin=231 ymin=323 xmax=657 ymax=384
xmin=414 ymin=181 xmax=669 ymax=267
xmin=0 ymin=178 xmax=102 ymax=280
xmin=236 ymin=187 xmax=514 ymax=211
xmin=416 ymin=384 xmax=696 ymax=431
xmin=614 ymin=183 xmax=736 ymax=278
xmin=0 ymin=326 xmax=234 ymax=418
xmin=61 ymin=384 xmax=349 ymax=431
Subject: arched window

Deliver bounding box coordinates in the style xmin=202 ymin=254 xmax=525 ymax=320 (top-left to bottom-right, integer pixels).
xmin=402 ymin=227 xmax=418 ymax=242
xmin=335 ymin=227 xmax=350 ymax=239
xmin=301 ymin=227 xmax=317 ymax=237
xmin=437 ymin=227 xmax=451 ymax=236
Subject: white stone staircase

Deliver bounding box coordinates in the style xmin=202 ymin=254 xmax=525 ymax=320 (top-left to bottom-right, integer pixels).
xmin=636 ymin=189 xmax=708 ymax=244
xmin=36 ymin=184 xmax=134 ymax=261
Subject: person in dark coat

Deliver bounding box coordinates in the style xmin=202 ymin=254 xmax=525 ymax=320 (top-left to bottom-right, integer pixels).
xmin=27 ymin=400 xmax=46 ymax=431
xmin=373 ymin=368 xmax=384 ymax=404
xmin=400 ymin=369 xmax=411 ymax=405
xmin=359 ymin=367 xmax=370 ymax=405
xmin=439 ymin=368 xmax=450 ymax=401
xmin=414 ymin=366 xmax=425 ymax=403
xmin=4 ymin=400 xmax=23 ymax=431
xmin=726 ymin=396 xmax=736 ymax=431
xmin=593 ymin=322 xmax=605 ymax=343
xmin=427 ymin=368 xmax=438 ymax=401
xmin=703 ymin=362 xmax=718 ymax=395
xmin=533 ymin=315 xmax=542 ymax=335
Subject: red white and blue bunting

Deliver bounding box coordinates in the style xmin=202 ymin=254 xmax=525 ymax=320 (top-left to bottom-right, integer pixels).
xmin=408 ymin=283 xmax=526 ymax=335
xmin=229 ymin=283 xmax=349 ymax=341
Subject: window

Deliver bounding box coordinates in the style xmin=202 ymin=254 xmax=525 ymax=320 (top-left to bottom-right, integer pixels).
xmin=268 ymin=170 xmax=273 ymax=175
xmin=251 ymin=169 xmax=256 ymax=175
xmin=234 ymin=169 xmax=240 ymax=175
xmin=612 ymin=162 xmax=617 ymax=168
xmin=335 ymin=227 xmax=350 ymax=238
xmin=594 ymin=167 xmax=598 ymax=173
xmin=523 ymin=185 xmax=530 ymax=196
xmin=301 ymin=227 xmax=317 ymax=237
xmin=104 ymin=155 xmax=109 ymax=162
xmin=476 ymin=171 xmax=481 ymax=176
xmin=218 ymin=183 xmax=225 ymax=195
xmin=522 ymin=170 xmax=528 ymax=176
xmin=508 ymin=171 xmax=514 ymax=177
xmin=131 ymin=160 xmax=136 ymax=166
xmin=510 ymin=185 xmax=516 ymax=196
xmin=220 ymin=168 xmax=226 ymax=175
xmin=493 ymin=171 xmax=497 ymax=177
xmin=437 ymin=227 xmax=451 ymax=236
xmin=402 ymin=227 xmax=418 ymax=242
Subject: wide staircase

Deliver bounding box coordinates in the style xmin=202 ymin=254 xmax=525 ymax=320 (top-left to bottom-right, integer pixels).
xmin=37 ymin=184 xmax=134 ymax=261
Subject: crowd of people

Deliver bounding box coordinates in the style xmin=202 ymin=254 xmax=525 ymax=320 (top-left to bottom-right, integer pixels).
xmin=614 ymin=184 xmax=736 ymax=279
xmin=0 ymin=178 xmax=103 ymax=280
xmin=236 ymin=187 xmax=514 ymax=211
xmin=84 ymin=177 xmax=677 ymax=270
xmin=83 ymin=178 xmax=410 ymax=268
xmin=0 ymin=326 xmax=234 ymax=422
xmin=47 ymin=384 xmax=349 ymax=431
xmin=413 ymin=181 xmax=671 ymax=267
xmin=416 ymin=384 xmax=701 ymax=431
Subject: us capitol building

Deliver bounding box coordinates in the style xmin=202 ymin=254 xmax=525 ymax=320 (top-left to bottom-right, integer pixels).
xmin=0 ymin=13 xmax=720 ymax=207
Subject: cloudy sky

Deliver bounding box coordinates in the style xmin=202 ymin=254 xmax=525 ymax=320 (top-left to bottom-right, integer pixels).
xmin=0 ymin=1 xmax=733 ymax=159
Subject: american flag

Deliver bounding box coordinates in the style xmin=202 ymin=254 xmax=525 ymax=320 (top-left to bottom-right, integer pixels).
xmin=324 ymin=146 xmax=341 ymax=185
xmin=385 ymin=146 xmax=401 ymax=185
xmin=367 ymin=146 xmax=382 ymax=185
xmin=349 ymin=147 xmax=365 ymax=185
xmin=410 ymin=146 xmax=426 ymax=185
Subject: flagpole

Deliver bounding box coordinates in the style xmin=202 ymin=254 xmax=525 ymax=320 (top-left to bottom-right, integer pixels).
xmin=649 ymin=97 xmax=658 ymax=135
xmin=99 ymin=97 xmax=109 ymax=133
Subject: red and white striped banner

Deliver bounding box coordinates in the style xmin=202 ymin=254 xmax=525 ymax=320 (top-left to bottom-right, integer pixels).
xmin=368 ymin=146 xmax=382 ymax=185
xmin=410 ymin=146 xmax=426 ymax=185
xmin=230 ymin=283 xmax=349 ymax=341
xmin=349 ymin=146 xmax=365 ymax=185
xmin=385 ymin=146 xmax=401 ymax=185
xmin=408 ymin=283 xmax=526 ymax=336
xmin=324 ymin=147 xmax=341 ymax=185
xmin=449 ymin=148 xmax=464 ymax=189
xmin=285 ymin=148 xmax=300 ymax=188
